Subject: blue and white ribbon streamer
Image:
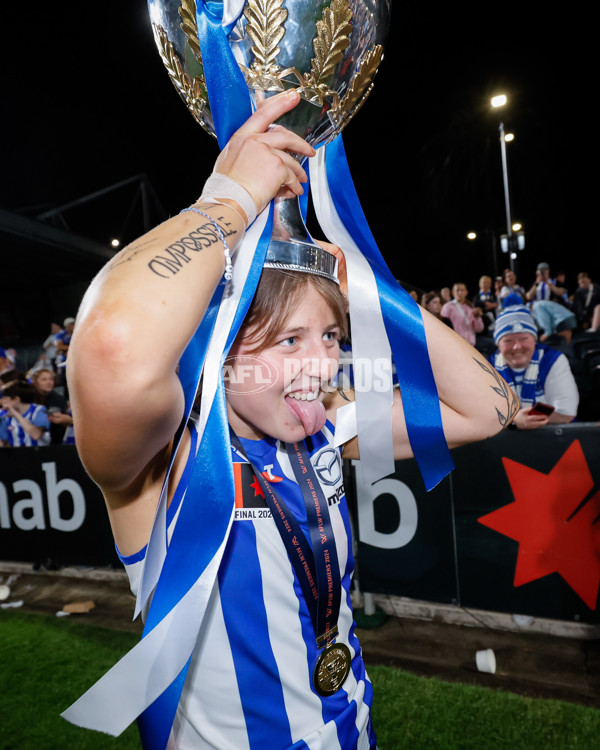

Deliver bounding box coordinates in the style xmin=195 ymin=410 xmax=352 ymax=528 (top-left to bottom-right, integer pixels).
xmin=311 ymin=137 xmax=454 ymax=489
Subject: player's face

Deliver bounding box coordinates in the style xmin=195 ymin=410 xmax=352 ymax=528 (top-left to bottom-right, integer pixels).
xmin=225 ymin=284 xmax=341 ymax=442
xmin=498 ymin=333 xmax=536 ymax=369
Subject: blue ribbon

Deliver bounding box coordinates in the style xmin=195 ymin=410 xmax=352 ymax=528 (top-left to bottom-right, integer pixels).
xmin=325 ymin=136 xmax=454 ymax=489
xmin=196 ymin=1 xmax=252 ymax=148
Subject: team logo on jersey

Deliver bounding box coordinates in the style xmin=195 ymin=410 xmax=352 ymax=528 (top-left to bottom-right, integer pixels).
xmin=313 ymin=448 xmax=342 ymax=486
xmin=233 ymin=463 xmax=272 ymax=520
xmin=261 ymin=463 xmax=283 ymax=482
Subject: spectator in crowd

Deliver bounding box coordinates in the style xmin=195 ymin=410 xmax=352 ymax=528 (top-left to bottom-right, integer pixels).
xmin=498 ymin=268 xmax=525 ymax=307
xmin=441 ymin=282 xmax=484 ymax=346
xmin=472 ymin=275 xmax=498 ymax=332
xmin=421 ymin=291 xmax=452 ymax=326
xmin=489 ymin=303 xmax=579 ymax=429
xmin=553 ymin=271 xmax=571 ymax=305
xmin=525 ymin=262 xmax=567 ymax=303
xmin=573 ymin=272 xmax=600 ymax=332
xmin=0 ymin=369 xmax=26 ymax=385
xmin=0 ymin=380 xmax=50 ymax=447
xmin=55 ymin=317 xmax=75 ymax=393
xmin=440 ymin=286 xmax=452 ymax=304
xmin=530 ymin=298 xmax=577 ymax=344
xmin=38 ymin=322 xmax=62 ymax=370
xmin=520 ymin=261 xmax=576 ymax=343
xmin=30 ymin=368 xmax=67 ymax=410
xmin=30 ymin=368 xmax=69 ymax=444
xmin=55 ymin=318 xmax=75 ymax=367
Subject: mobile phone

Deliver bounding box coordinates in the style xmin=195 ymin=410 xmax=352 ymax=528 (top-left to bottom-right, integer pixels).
xmin=529 ymin=402 xmax=555 ymax=417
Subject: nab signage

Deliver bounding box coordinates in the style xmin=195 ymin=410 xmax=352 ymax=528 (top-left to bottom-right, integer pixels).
xmin=0 ymin=461 xmax=85 ymax=532
xmin=0 ymin=446 xmax=117 ymax=567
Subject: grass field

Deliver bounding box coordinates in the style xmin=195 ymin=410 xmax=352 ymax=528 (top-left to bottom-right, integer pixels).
xmin=1 ymin=610 xmax=599 ymax=749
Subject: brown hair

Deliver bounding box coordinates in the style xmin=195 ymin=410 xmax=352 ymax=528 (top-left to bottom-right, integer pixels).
xmin=421 ymin=291 xmax=441 ymax=308
xmin=239 ymin=269 xmax=348 ymax=352
xmin=1 ymin=380 xmax=37 ymax=404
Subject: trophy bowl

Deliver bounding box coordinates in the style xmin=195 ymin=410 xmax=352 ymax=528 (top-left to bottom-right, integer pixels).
xmin=148 ymin=0 xmax=391 ymax=255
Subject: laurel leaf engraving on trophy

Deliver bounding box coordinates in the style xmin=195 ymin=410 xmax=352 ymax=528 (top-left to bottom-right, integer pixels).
xmin=310 ymin=0 xmax=352 ymax=85
xmin=153 ymin=24 xmax=213 ymax=136
xmin=178 ymin=0 xmax=202 ymax=63
xmin=244 ymin=0 xmax=288 ymax=73
xmin=338 ymin=44 xmax=383 ymax=118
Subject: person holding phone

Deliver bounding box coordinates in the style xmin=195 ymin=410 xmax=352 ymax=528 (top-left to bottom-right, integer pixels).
xmin=489 ymin=301 xmax=579 ymax=429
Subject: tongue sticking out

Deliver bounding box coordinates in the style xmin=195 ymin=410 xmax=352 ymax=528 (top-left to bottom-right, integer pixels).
xmin=285 ymin=396 xmax=327 ymax=436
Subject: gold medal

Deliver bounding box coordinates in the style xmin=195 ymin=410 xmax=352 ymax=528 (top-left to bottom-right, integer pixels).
xmin=313 ymin=642 xmax=351 ymax=696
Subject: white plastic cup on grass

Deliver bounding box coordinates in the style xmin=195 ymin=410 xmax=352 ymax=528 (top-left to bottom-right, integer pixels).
xmin=475 ymin=649 xmax=496 ymax=674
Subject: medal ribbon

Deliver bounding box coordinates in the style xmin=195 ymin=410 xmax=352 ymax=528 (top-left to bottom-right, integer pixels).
xmin=286 ymin=441 xmax=342 ymax=646
xmin=231 ymin=435 xmax=342 ymax=650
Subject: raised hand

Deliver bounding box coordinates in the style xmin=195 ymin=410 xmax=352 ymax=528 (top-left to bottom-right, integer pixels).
xmin=213 ymin=91 xmax=315 ymax=215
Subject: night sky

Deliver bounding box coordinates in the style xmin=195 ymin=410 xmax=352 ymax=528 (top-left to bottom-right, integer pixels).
xmin=2 ymin=2 xmax=592 ymax=307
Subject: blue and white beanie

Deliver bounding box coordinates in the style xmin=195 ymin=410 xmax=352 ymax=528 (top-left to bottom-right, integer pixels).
xmin=494 ymin=305 xmax=538 ymax=344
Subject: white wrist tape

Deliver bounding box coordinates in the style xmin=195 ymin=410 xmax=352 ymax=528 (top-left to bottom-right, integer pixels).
xmin=199 ymin=172 xmax=258 ymax=228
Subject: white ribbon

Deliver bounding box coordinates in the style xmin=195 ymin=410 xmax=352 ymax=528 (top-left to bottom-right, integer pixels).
xmin=333 ymin=401 xmax=357 ymax=448
xmin=222 ymin=0 xmax=246 ymax=28
xmin=310 ymin=149 xmax=394 ymax=484
xmin=61 ymin=535 xmax=230 ymax=735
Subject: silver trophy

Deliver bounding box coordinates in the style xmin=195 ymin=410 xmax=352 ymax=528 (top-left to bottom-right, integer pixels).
xmin=148 ymin=0 xmax=391 ymax=258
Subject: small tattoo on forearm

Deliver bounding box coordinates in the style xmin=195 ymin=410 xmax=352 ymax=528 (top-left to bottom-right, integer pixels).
xmin=102 ymin=238 xmax=154 ymax=275
xmin=148 ymin=218 xmax=237 ymax=278
xmin=473 ymin=357 xmax=519 ymax=427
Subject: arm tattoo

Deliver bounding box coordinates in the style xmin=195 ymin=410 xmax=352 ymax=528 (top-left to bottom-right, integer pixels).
xmin=101 ymin=215 xmax=237 ymax=278
xmin=100 ymin=238 xmax=154 ymax=276
xmin=147 ymin=216 xmax=237 ymax=278
xmin=473 ymin=357 xmax=520 ymax=428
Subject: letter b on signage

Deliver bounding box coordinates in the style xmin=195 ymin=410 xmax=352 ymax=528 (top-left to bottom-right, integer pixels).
xmin=356 ymin=476 xmax=418 ymax=549
xmin=42 ymin=462 xmax=85 ymax=532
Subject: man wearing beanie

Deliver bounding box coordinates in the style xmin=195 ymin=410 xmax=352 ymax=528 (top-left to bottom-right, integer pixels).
xmin=489 ymin=304 xmax=579 ymax=429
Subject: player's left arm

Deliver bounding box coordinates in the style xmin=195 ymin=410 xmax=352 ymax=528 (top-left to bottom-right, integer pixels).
xmin=337 ymin=307 xmax=518 ymax=461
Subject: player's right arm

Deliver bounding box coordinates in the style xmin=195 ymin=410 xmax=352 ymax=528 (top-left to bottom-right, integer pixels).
xmin=68 ymin=91 xmax=314 ymax=553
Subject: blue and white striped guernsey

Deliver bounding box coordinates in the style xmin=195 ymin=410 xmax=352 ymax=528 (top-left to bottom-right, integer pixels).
xmin=0 ymin=403 xmax=50 ymax=447
xmin=120 ymin=421 xmax=376 ymax=750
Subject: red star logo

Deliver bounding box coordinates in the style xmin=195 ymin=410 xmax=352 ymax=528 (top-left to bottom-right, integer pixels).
xmin=249 ymin=476 xmax=264 ymax=498
xmin=478 ymin=440 xmax=600 ymax=609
